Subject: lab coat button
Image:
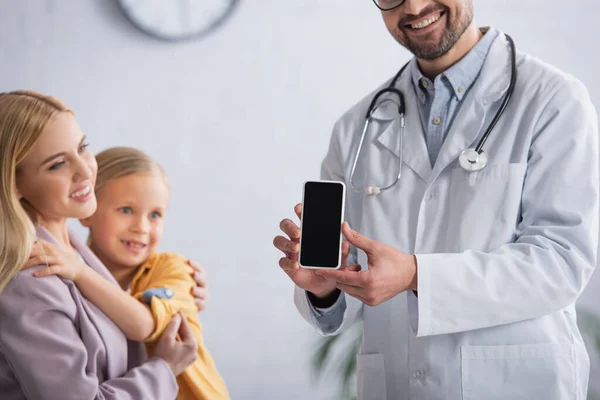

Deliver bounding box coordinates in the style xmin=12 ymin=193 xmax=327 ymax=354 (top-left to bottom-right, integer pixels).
xmin=413 ymin=370 xmax=424 ymax=379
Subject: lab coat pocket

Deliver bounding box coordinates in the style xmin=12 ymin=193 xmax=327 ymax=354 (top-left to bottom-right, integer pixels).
xmin=356 ymin=353 xmax=386 ymax=400
xmin=461 ymin=343 xmax=576 ymax=400
xmin=448 ymin=163 xmax=527 ymax=251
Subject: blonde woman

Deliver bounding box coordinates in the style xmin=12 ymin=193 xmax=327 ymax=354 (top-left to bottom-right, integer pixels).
xmin=25 ymin=147 xmax=230 ymax=400
xmin=0 ymin=90 xmax=196 ymax=399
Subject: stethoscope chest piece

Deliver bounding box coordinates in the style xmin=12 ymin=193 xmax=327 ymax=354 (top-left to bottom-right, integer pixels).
xmin=459 ymin=148 xmax=488 ymax=172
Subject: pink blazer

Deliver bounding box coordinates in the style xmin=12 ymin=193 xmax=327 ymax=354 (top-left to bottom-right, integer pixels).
xmin=0 ymin=225 xmax=178 ymax=399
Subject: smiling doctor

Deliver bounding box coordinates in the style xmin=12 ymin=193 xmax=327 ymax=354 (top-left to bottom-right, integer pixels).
xmin=273 ymin=0 xmax=599 ymax=399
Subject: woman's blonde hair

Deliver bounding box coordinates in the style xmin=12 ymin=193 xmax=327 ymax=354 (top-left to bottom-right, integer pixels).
xmin=88 ymin=146 xmax=168 ymax=246
xmin=0 ymin=90 xmax=73 ymax=294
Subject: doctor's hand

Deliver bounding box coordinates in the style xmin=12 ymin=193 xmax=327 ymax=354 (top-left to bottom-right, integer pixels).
xmin=274 ymin=204 xmax=358 ymax=299
xmin=316 ymin=222 xmax=418 ymax=307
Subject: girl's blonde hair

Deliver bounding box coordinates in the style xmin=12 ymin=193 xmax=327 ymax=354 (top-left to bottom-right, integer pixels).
xmin=88 ymin=146 xmax=168 ymax=246
xmin=0 ymin=90 xmax=73 ymax=294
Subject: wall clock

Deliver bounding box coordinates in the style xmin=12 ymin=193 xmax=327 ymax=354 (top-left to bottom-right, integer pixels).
xmin=117 ymin=0 xmax=240 ymax=42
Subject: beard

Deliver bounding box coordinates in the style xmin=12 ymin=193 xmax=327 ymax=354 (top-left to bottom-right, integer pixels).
xmin=397 ymin=2 xmax=474 ymax=60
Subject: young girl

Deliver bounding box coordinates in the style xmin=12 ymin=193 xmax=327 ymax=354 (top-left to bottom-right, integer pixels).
xmin=1 ymin=91 xmax=189 ymax=399
xmin=29 ymin=146 xmax=230 ymax=400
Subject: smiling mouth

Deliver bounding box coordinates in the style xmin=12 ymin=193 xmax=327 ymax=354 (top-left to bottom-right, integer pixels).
xmin=69 ymin=185 xmax=91 ymax=198
xmin=405 ymin=11 xmax=445 ymax=30
xmin=121 ymin=240 xmax=147 ymax=249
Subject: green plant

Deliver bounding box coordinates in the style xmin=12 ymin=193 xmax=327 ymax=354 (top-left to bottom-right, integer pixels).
xmin=577 ymin=308 xmax=600 ymax=400
xmin=311 ymin=322 xmax=363 ymax=400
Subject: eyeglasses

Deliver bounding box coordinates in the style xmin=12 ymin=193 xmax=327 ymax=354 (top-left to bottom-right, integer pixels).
xmin=372 ymin=0 xmax=406 ymax=11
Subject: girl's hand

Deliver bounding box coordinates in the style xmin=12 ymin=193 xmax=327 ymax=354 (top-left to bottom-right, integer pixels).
xmin=23 ymin=240 xmax=87 ymax=282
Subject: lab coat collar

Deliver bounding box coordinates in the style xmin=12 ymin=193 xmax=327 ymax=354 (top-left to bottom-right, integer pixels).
xmin=376 ymin=58 xmax=432 ymax=183
xmin=428 ymin=29 xmax=514 ymax=185
xmin=473 ymin=28 xmax=513 ymax=104
xmin=374 ymin=29 xmax=513 ymax=184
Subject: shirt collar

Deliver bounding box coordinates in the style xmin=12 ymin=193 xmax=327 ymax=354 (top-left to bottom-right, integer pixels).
xmin=411 ymin=60 xmax=430 ymax=105
xmin=411 ymin=27 xmax=499 ymax=102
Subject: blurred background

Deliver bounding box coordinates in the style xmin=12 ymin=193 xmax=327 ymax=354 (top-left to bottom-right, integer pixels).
xmin=1 ymin=1 xmax=599 ymax=399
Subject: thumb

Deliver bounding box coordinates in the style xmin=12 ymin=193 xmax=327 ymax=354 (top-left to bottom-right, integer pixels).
xmin=178 ymin=316 xmax=197 ymax=348
xmin=342 ymin=222 xmax=375 ymax=255
xmin=163 ymin=313 xmax=182 ymax=339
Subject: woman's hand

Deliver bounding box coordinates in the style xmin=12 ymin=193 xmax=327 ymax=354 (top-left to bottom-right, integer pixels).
xmin=22 ymin=240 xmax=87 ymax=282
xmin=153 ymin=312 xmax=198 ymax=376
xmin=188 ymin=259 xmax=209 ymax=311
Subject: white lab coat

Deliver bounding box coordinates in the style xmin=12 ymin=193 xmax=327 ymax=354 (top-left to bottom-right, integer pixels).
xmin=295 ymin=30 xmax=599 ymax=400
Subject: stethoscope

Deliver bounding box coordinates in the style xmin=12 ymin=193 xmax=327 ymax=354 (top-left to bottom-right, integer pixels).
xmin=350 ymin=34 xmax=517 ymax=195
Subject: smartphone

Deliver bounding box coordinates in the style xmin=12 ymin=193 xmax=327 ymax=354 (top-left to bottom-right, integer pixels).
xmin=299 ymin=180 xmax=346 ymax=269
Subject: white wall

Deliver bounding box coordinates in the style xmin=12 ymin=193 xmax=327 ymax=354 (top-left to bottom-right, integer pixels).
xmin=1 ymin=0 xmax=599 ymax=398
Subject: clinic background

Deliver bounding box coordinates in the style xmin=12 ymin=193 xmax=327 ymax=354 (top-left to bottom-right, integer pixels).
xmin=1 ymin=0 xmax=599 ymax=398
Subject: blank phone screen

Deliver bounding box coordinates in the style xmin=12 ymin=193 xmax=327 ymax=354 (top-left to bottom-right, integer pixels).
xmin=300 ymin=181 xmax=344 ymax=268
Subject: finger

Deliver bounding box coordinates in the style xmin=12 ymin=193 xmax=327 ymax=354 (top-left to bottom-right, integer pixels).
xmin=22 ymin=255 xmax=46 ymax=270
xmin=273 ymin=236 xmax=299 ymax=254
xmin=341 ymin=240 xmax=350 ymax=268
xmin=195 ymin=298 xmax=207 ymax=312
xmin=162 ymin=313 xmax=182 ymax=340
xmin=316 ymin=268 xmax=366 ymax=287
xmin=25 ymin=252 xmax=46 ymax=264
xmin=315 ymin=264 xmax=361 ymax=280
xmin=345 ymin=264 xmax=362 ymax=272
xmin=38 ymin=240 xmax=61 ymax=259
xmin=177 ymin=312 xmax=195 ymax=344
xmin=294 ymin=203 xmax=302 ymax=220
xmin=190 ymin=285 xmax=209 ymax=311
xmin=29 ymin=255 xmax=58 ymax=268
xmin=28 ymin=244 xmax=42 ymax=258
xmin=187 ymin=259 xmax=204 ymax=273
xmin=32 ymin=264 xmax=63 ymax=278
xmin=279 ymin=219 xmax=301 ymax=242
xmin=278 ymin=257 xmax=298 ymax=274
xmin=38 ymin=240 xmax=53 ymax=254
xmin=342 ymin=222 xmax=376 ymax=255
xmin=27 ymin=241 xmax=47 ymax=260
xmin=193 ymin=270 xmax=207 ymax=288
xmin=336 ymin=283 xmax=369 ymax=303
xmin=336 ymin=282 xmax=363 ymax=297
xmin=192 ymin=286 xmax=208 ymax=301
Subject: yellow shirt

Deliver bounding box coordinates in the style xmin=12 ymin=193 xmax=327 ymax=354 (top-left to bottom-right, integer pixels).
xmin=130 ymin=252 xmax=230 ymax=400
